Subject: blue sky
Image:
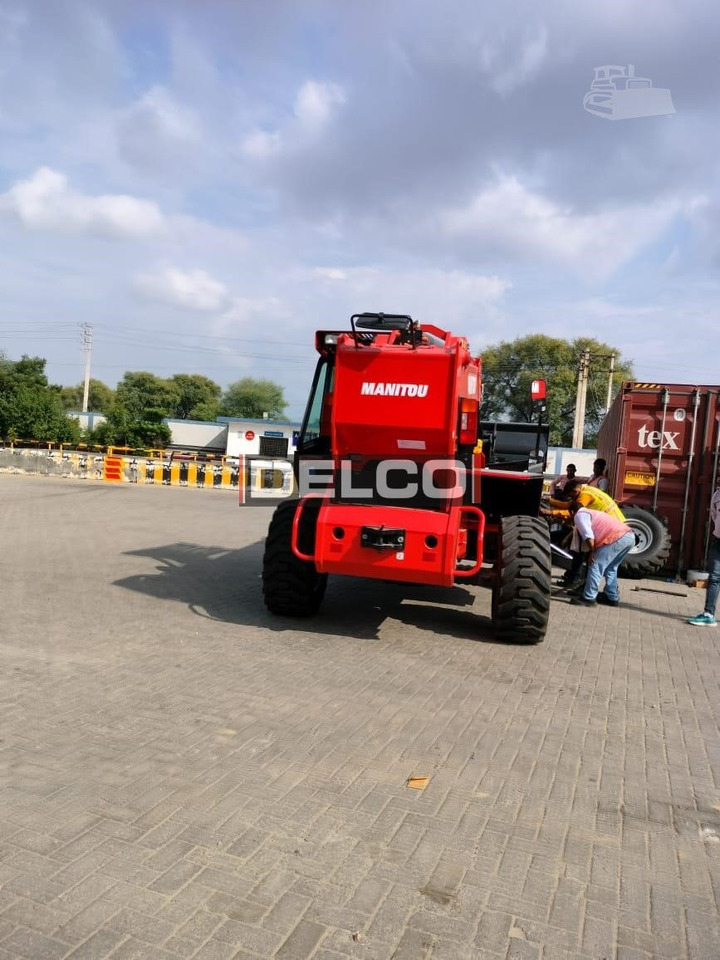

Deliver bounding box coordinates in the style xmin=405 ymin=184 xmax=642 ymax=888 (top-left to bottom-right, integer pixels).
xmin=0 ymin=0 xmax=718 ymax=420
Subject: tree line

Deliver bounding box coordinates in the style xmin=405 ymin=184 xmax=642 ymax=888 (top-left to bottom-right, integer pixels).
xmin=1 ymin=334 xmax=633 ymax=449
xmin=0 ymin=355 xmax=288 ymax=447
xmin=480 ymin=334 xmax=633 ymax=446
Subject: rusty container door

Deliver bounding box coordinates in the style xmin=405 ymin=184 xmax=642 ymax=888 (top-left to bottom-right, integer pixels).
xmin=598 ymin=383 xmax=720 ymax=574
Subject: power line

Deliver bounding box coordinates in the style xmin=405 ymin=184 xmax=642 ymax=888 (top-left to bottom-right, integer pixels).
xmin=0 ymin=321 xmax=78 ymax=329
xmin=99 ymin=333 xmax=314 ymax=364
xmin=0 ymin=319 xmax=311 ymax=350
xmin=0 ymin=336 xmax=79 ymax=342
xmin=93 ymin=321 xmax=310 ymax=349
xmin=6 ymin=321 xmax=718 ymax=387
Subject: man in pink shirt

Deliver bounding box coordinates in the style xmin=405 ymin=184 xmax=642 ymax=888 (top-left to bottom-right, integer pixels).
xmin=567 ymin=501 xmax=635 ymax=607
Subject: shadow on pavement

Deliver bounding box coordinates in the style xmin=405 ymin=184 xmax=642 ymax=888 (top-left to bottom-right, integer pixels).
xmin=553 ymin=591 xmax=688 ymax=621
xmin=114 ymin=540 xmax=503 ymax=644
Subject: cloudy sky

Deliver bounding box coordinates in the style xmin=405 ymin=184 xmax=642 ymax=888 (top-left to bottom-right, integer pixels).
xmin=1 ymin=0 xmax=718 ymax=421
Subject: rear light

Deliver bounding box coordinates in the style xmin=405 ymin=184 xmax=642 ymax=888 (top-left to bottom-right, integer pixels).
xmin=459 ymin=398 xmax=478 ymax=446
xmin=531 ymin=378 xmax=546 ymax=400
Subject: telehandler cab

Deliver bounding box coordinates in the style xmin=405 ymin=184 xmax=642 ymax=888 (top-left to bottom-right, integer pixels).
xmin=261 ymin=313 xmax=552 ymax=643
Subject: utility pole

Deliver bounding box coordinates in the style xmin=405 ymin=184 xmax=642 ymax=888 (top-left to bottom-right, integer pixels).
xmin=571 ymin=350 xmax=616 ymax=448
xmin=605 ymin=353 xmax=615 ymax=414
xmin=572 ymin=350 xmax=591 ymax=449
xmin=81 ymin=323 xmax=93 ymax=413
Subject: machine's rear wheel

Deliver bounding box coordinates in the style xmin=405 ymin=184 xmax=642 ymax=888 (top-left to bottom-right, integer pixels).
xmin=262 ymin=499 xmax=327 ymax=616
xmin=492 ymin=515 xmax=551 ymax=644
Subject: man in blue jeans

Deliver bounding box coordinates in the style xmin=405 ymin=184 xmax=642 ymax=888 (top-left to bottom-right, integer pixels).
xmin=687 ymin=484 xmax=720 ymax=626
xmin=567 ymin=502 xmax=636 ymax=607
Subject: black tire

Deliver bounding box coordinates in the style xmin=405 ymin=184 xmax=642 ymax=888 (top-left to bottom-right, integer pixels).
xmin=492 ymin=515 xmax=552 ymax=644
xmin=620 ymin=505 xmax=671 ymax=579
xmin=262 ymin=499 xmax=327 ymax=616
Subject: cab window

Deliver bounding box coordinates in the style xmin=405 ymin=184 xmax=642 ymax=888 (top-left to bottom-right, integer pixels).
xmin=299 ymin=358 xmax=334 ymax=449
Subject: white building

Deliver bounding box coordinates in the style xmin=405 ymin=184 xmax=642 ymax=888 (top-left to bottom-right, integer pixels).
xmin=220 ymin=418 xmax=302 ymax=459
xmin=67 ymin=411 xmax=107 ymax=431
xmin=545 ymin=447 xmax=597 ymax=478
xmin=159 ymin=417 xmax=301 ymax=458
xmin=164 ymin=419 xmax=228 ymax=454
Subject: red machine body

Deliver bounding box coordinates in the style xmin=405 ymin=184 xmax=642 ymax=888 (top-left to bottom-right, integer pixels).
xmin=329 ymin=326 xmax=480 ymax=458
xmin=297 ymin=321 xmax=483 ymax=588
xmin=292 ymin=498 xmax=485 ymax=587
xmin=261 ymin=313 xmax=551 ymax=644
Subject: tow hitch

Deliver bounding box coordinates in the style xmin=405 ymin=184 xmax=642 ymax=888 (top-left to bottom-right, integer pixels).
xmin=361 ymin=526 xmax=406 ymax=550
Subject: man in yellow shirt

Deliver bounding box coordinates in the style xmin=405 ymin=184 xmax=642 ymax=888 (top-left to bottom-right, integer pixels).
xmin=546 ymin=481 xmax=626 ymax=589
xmin=568 ymin=481 xmax=625 ymax=521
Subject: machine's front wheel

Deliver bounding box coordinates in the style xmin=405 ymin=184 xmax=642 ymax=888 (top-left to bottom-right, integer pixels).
xmin=492 ymin=515 xmax=551 ymax=644
xmin=262 ymin=499 xmax=327 ymax=616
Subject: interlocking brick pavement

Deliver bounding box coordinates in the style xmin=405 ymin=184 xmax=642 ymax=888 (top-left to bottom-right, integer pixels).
xmin=1 ymin=474 xmax=719 ymax=959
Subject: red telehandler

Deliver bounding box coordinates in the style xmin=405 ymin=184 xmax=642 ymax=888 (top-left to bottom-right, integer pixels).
xmin=261 ymin=313 xmax=552 ymax=644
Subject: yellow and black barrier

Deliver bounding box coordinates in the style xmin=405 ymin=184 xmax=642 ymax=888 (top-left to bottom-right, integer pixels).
xmin=124 ymin=456 xmax=240 ymax=489
xmin=0 ymin=446 xmax=242 ymax=490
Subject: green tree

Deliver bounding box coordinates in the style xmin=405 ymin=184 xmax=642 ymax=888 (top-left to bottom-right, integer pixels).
xmin=114 ymin=371 xmax=175 ymax=420
xmin=58 ymin=379 xmax=115 ymax=414
xmin=479 ymin=334 xmax=634 ymax=447
xmin=220 ymin=377 xmax=287 ymax=420
xmin=167 ymin=373 xmax=221 ymax=420
xmin=0 ymin=354 xmax=81 ymax=443
xmin=93 ymin=408 xmax=171 ymax=449
xmin=103 ymin=371 xmax=175 ymax=448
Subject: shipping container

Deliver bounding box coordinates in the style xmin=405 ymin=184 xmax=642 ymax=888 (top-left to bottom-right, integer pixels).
xmin=597 ymin=382 xmax=720 ymax=576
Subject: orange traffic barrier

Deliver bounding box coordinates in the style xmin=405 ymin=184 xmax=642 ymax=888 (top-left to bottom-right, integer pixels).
xmin=103 ymin=456 xmax=124 ymax=482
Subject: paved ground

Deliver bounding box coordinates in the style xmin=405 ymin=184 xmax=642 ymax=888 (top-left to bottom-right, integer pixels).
xmin=1 ymin=474 xmax=719 ymax=960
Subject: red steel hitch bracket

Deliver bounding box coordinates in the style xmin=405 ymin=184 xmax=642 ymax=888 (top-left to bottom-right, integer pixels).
xmin=290 ymin=497 xmax=320 ymax=562
xmin=453 ymin=506 xmax=485 ymax=579
xmin=293 ymin=500 xmax=486 ymax=572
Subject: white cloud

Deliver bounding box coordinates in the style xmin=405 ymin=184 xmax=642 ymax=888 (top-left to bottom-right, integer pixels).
xmin=217 ymin=296 xmax=289 ymax=329
xmin=315 ymin=267 xmax=348 ymax=280
xmin=469 ymin=26 xmax=550 ymax=96
xmin=290 ymin=265 xmax=510 ymax=326
xmin=117 ymin=87 xmax=202 ymax=171
xmin=133 ymin=266 xmax=229 ymax=312
xmin=211 ymin=296 xmax=294 ymax=357
xmin=241 ymin=129 xmax=283 ymax=159
xmin=132 ymin=87 xmax=199 ymax=143
xmin=0 ymin=167 xmax=165 ymax=238
xmin=440 ymin=175 xmax=684 ymax=276
xmin=241 ymin=78 xmax=346 ymax=159
xmin=294 ymin=80 xmax=346 ymax=129
xmin=489 ymin=27 xmax=549 ymax=96
xmin=2 ymin=2 xmax=720 ymax=403
xmin=290 ymin=266 xmax=349 ymax=281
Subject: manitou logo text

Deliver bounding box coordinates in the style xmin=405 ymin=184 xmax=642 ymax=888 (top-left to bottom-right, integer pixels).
xmin=637 ymin=424 xmax=680 ymax=450
xmin=360 ymin=382 xmax=429 ymax=397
